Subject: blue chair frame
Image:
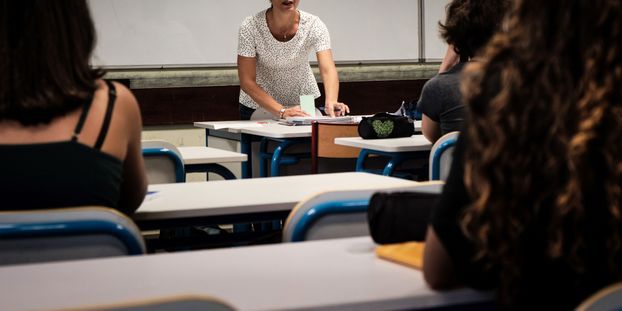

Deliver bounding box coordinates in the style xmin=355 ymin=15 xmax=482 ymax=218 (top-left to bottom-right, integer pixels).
xmin=259 ymin=137 xmax=310 ymax=177
xmin=289 ymin=199 xmax=370 ymax=242
xmin=143 ymin=147 xmax=186 ymax=183
xmin=0 ymin=219 xmax=145 ymax=255
xmin=429 ymin=133 xmax=459 ymax=180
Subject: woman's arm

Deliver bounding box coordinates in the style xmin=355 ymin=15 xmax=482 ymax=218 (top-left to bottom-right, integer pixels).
xmin=422 ymin=114 xmax=442 ymax=143
xmin=114 ymin=83 xmax=147 ymax=214
xmin=237 ymin=55 xmax=307 ymax=118
xmin=423 ymin=226 xmax=461 ymax=289
xmin=317 ymin=50 xmax=349 ymax=117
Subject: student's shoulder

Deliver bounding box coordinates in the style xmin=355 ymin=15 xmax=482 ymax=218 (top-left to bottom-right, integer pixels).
xmin=421 ymin=74 xmax=443 ymax=94
xmin=105 ymin=80 xmax=141 ymax=123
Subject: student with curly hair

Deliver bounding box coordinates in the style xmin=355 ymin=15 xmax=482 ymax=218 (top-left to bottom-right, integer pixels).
xmin=424 ymin=0 xmax=622 ymax=308
xmin=418 ymin=0 xmax=509 ymax=142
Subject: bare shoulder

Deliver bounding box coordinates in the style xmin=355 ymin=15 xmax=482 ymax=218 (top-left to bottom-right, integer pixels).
xmin=105 ymin=81 xmax=142 ymax=127
xmin=111 ymin=82 xmax=139 ymax=113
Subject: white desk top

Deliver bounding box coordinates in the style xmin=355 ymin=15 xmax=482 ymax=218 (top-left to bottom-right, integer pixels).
xmin=135 ymin=172 xmax=417 ymax=222
xmin=195 ymin=119 xmax=422 ymax=139
xmin=178 ymin=146 xmax=247 ymax=165
xmin=335 ymin=135 xmax=432 ymax=153
xmin=0 ymin=237 xmax=492 ymax=311
xmin=238 ymin=121 xmax=312 ymax=138
xmin=195 ymin=119 xmax=310 ymax=138
xmin=194 ymin=120 xmax=266 ymax=133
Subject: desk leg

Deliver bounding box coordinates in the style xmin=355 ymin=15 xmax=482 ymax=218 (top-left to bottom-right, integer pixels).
xmin=240 ymin=134 xmax=252 ymax=179
xmin=355 ymin=149 xmax=372 ymax=172
xmin=185 ymin=164 xmax=237 ymax=180
xmin=270 ymin=140 xmax=290 ymax=177
xmin=270 ymin=139 xmax=307 ymax=177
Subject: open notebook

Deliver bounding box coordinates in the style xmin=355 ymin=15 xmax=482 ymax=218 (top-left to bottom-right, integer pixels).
xmin=284 ymin=116 xmax=356 ymax=125
xmin=375 ymin=242 xmax=426 ymax=269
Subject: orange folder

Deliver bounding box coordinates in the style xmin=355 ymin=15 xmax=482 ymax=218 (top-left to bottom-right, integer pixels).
xmin=375 ymin=242 xmax=426 ymax=269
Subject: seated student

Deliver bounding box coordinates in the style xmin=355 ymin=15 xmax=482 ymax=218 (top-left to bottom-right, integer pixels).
xmin=0 ymin=0 xmax=147 ymax=215
xmin=418 ymin=0 xmax=509 ymax=143
xmin=424 ymin=0 xmax=622 ymax=309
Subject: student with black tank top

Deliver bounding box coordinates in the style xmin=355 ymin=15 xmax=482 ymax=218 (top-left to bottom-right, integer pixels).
xmin=0 ymin=1 xmax=147 ymax=215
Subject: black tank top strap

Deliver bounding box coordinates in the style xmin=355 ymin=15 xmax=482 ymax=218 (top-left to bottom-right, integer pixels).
xmin=71 ymin=94 xmax=94 ymax=142
xmin=94 ymin=80 xmax=117 ymax=150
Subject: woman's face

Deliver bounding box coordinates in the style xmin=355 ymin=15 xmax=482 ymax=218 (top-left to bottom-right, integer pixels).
xmin=271 ymin=0 xmax=300 ymax=12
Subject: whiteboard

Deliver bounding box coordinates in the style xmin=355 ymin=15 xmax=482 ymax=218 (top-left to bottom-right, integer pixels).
xmin=89 ymin=0 xmax=421 ymax=68
xmin=424 ymin=0 xmax=450 ymax=61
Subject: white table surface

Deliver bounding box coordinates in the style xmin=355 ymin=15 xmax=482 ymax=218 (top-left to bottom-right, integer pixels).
xmin=195 ymin=119 xmax=422 ymax=139
xmin=335 ymin=135 xmax=432 ymax=153
xmin=195 ymin=119 xmax=310 ymax=138
xmin=177 ymin=146 xmax=247 ymax=165
xmin=0 ymin=237 xmax=492 ymax=311
xmin=135 ymin=172 xmax=417 ymax=222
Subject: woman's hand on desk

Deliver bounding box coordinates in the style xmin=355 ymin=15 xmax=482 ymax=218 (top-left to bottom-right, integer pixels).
xmin=325 ymin=102 xmax=350 ymax=117
xmin=282 ymin=106 xmax=309 ymax=118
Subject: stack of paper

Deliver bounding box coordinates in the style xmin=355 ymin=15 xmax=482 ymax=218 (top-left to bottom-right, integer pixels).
xmin=285 ymin=116 xmax=355 ymax=125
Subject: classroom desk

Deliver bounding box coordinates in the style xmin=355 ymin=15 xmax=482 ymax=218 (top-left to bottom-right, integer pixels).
xmin=134 ymin=172 xmax=417 ymax=229
xmin=177 ymin=146 xmax=247 ymax=180
xmin=195 ymin=120 xmax=310 ymax=178
xmin=335 ymin=135 xmax=433 ymax=176
xmin=0 ymin=237 xmax=493 ymax=311
xmin=194 ymin=119 xmax=423 ymax=178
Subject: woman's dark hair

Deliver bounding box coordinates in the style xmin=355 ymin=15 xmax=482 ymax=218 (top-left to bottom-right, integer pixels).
xmin=460 ymin=0 xmax=622 ymax=306
xmin=439 ymin=0 xmax=510 ymax=60
xmin=0 ymin=0 xmax=104 ymax=126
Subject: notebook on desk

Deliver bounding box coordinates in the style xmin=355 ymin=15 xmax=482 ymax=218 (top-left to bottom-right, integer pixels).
xmin=285 ymin=116 xmax=355 ymax=125
xmin=375 ymin=242 xmax=426 ymax=269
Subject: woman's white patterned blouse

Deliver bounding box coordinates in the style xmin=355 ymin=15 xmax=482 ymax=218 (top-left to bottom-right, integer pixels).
xmin=237 ymin=9 xmax=331 ymax=109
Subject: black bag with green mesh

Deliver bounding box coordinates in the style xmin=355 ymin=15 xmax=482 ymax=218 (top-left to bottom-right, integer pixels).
xmin=358 ymin=112 xmax=415 ymax=139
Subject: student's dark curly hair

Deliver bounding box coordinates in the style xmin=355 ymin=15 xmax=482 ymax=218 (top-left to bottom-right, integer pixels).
xmin=440 ymin=0 xmax=510 ymax=60
xmin=0 ymin=0 xmax=104 ymax=126
xmin=460 ymin=0 xmax=622 ymax=306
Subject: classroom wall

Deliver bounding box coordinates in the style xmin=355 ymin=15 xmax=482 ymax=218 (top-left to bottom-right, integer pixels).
xmin=89 ymin=0 xmax=448 ymax=68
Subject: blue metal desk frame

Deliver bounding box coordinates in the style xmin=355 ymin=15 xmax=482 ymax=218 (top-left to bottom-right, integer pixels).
xmin=355 ymin=149 xmax=429 ymax=176
xmin=205 ymin=128 xmax=310 ymax=179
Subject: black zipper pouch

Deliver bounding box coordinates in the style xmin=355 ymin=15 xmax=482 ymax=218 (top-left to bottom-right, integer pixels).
xmin=358 ymin=112 xmax=415 ymax=139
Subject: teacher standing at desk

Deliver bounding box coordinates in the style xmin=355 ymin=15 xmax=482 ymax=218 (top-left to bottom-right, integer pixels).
xmin=237 ymin=0 xmax=349 ymax=120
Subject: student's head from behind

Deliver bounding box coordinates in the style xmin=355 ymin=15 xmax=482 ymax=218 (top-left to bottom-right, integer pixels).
xmin=460 ymin=0 xmax=622 ymax=305
xmin=439 ymin=0 xmax=510 ymax=61
xmin=0 ymin=0 xmax=103 ymax=126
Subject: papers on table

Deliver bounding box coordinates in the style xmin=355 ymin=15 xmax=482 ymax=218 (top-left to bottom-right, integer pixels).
xmin=300 ymin=95 xmax=317 ymax=116
xmin=211 ymin=122 xmax=265 ymax=130
xmin=285 ymin=116 xmax=356 ymax=125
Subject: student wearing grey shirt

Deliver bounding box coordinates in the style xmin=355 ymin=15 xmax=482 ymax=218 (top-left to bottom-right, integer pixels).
xmin=418 ymin=0 xmax=509 ymax=143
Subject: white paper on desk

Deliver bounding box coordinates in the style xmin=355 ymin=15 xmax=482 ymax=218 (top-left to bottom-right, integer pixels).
xmin=286 ymin=116 xmax=354 ymax=125
xmin=300 ymin=95 xmax=317 ymax=116
xmin=212 ymin=123 xmax=264 ymax=130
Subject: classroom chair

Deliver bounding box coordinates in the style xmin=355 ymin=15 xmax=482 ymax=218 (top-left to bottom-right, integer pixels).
xmin=0 ymin=206 xmax=146 ymax=266
xmin=429 ymin=131 xmax=459 ymax=181
xmin=142 ymin=140 xmax=185 ymax=184
xmin=311 ymin=121 xmax=361 ymax=174
xmin=576 ymin=282 xmax=622 ymax=311
xmin=282 ymin=182 xmax=443 ymax=242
